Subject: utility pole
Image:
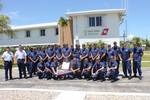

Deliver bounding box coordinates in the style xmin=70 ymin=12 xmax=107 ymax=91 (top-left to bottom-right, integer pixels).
xmin=125 ymin=0 xmax=128 ymax=42
xmin=122 ymin=0 xmax=128 ymax=42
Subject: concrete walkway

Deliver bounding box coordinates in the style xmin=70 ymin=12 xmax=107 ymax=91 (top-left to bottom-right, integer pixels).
xmin=0 ymin=68 xmax=150 ymax=100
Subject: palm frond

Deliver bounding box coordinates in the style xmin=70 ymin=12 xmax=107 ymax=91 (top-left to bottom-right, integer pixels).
xmin=58 ymin=17 xmax=68 ymax=27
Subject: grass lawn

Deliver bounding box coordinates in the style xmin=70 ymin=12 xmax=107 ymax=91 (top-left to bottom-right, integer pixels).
xmin=142 ymin=62 xmax=150 ymax=67
xmin=142 ymin=55 xmax=150 ymax=61
xmin=144 ymin=51 xmax=150 ymax=54
xmin=119 ymin=62 xmax=150 ymax=67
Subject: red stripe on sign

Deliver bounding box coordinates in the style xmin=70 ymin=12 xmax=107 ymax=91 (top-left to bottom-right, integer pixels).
xmin=101 ymin=28 xmax=109 ymax=35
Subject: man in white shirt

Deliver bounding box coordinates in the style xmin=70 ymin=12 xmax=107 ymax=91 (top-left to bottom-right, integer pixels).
xmin=1 ymin=47 xmax=14 ymax=81
xmin=15 ymin=45 xmax=27 ymax=79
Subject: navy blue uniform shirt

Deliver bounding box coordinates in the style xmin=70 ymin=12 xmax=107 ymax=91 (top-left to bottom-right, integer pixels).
xmin=37 ymin=62 xmax=45 ymax=71
xmin=133 ymin=47 xmax=143 ymax=61
xmin=120 ymin=47 xmax=132 ymax=61
xmin=70 ymin=59 xmax=81 ymax=69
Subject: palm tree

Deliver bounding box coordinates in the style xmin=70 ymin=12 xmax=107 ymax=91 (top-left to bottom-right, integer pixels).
xmin=58 ymin=17 xmax=68 ymax=45
xmin=0 ymin=2 xmax=14 ymax=36
xmin=58 ymin=17 xmax=68 ymax=27
xmin=58 ymin=17 xmax=73 ymax=46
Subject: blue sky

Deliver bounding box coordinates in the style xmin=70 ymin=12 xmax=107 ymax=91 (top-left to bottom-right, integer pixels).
xmin=1 ymin=0 xmax=150 ymax=39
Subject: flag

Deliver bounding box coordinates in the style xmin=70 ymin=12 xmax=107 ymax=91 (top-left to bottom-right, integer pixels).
xmin=101 ymin=27 xmax=109 ymax=35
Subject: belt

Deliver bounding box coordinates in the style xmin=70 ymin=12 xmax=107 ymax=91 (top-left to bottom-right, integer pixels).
xmin=17 ymin=59 xmax=25 ymax=60
xmin=4 ymin=61 xmax=12 ymax=62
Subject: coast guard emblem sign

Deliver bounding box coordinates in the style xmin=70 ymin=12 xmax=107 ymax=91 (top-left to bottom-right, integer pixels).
xmin=101 ymin=27 xmax=109 ymax=35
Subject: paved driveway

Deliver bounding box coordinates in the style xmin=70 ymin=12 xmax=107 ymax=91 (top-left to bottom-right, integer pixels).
xmin=0 ymin=68 xmax=150 ymax=100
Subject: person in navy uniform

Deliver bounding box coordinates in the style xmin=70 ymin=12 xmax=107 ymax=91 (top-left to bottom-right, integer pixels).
xmin=107 ymin=45 xmax=115 ymax=68
xmin=88 ymin=44 xmax=92 ymax=53
xmin=107 ymin=56 xmax=119 ymax=82
xmin=80 ymin=44 xmax=89 ymax=70
xmin=90 ymin=44 xmax=99 ymax=65
xmin=112 ymin=41 xmax=121 ymax=73
xmin=69 ymin=56 xmax=81 ymax=79
xmin=26 ymin=47 xmax=31 ymax=75
xmin=80 ymin=44 xmax=89 ymax=60
xmin=28 ymin=48 xmax=39 ymax=77
xmin=81 ymin=58 xmax=92 ymax=80
xmin=55 ymin=45 xmax=63 ymax=64
xmin=91 ymin=58 xmax=107 ymax=81
xmin=50 ymin=57 xmax=61 ymax=80
xmin=46 ymin=45 xmax=55 ymax=62
xmin=70 ymin=45 xmax=74 ymax=54
xmin=15 ymin=45 xmax=27 ymax=79
xmin=39 ymin=47 xmax=47 ymax=63
xmin=44 ymin=58 xmax=52 ymax=80
xmin=99 ymin=43 xmax=107 ymax=67
xmin=1 ymin=47 xmax=14 ymax=81
xmin=74 ymin=44 xmax=81 ymax=60
xmin=133 ymin=43 xmax=143 ymax=80
xmin=62 ymin=44 xmax=72 ymax=62
xmin=120 ymin=43 xmax=132 ymax=79
xmin=37 ymin=59 xmax=45 ymax=79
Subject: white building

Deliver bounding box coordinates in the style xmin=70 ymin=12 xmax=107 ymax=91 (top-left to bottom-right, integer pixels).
xmin=0 ymin=22 xmax=58 ymax=47
xmin=66 ymin=9 xmax=125 ymax=46
xmin=0 ymin=9 xmax=125 ymax=47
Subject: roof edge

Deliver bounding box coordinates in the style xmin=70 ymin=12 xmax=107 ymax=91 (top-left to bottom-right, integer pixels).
xmin=66 ymin=9 xmax=126 ymax=16
xmin=11 ymin=22 xmax=58 ymax=30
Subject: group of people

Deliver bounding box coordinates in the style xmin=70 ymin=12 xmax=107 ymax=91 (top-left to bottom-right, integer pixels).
xmin=1 ymin=41 xmax=143 ymax=82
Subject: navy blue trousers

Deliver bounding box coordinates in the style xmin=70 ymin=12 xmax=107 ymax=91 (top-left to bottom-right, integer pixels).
xmin=81 ymin=70 xmax=91 ymax=79
xmin=29 ymin=62 xmax=38 ymax=77
xmin=17 ymin=59 xmax=26 ymax=78
xmin=92 ymin=69 xmax=107 ymax=80
xmin=108 ymin=69 xmax=118 ymax=79
xmin=122 ymin=60 xmax=132 ymax=77
xmin=4 ymin=61 xmax=12 ymax=80
xmin=133 ymin=60 xmax=142 ymax=76
xmin=37 ymin=71 xmax=45 ymax=79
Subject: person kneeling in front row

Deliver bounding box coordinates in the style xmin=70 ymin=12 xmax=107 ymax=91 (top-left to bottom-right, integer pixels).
xmin=69 ymin=56 xmax=81 ymax=79
xmin=81 ymin=58 xmax=92 ymax=80
xmin=107 ymin=56 xmax=119 ymax=82
xmin=91 ymin=58 xmax=107 ymax=82
xmin=37 ymin=59 xmax=45 ymax=79
xmin=44 ymin=58 xmax=52 ymax=80
xmin=50 ymin=57 xmax=61 ymax=80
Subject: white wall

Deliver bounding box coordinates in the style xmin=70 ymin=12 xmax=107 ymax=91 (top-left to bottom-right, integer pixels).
xmin=0 ymin=27 xmax=58 ymax=47
xmin=72 ymin=13 xmax=121 ymax=46
xmin=78 ymin=38 xmax=120 ymax=46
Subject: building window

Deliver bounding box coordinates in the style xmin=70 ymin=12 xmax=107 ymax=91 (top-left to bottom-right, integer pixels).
xmin=96 ymin=16 xmax=102 ymax=26
xmin=89 ymin=17 xmax=95 ymax=27
xmin=40 ymin=29 xmax=45 ymax=36
xmin=55 ymin=28 xmax=59 ymax=35
xmin=89 ymin=16 xmax=102 ymax=27
xmin=26 ymin=30 xmax=30 ymax=38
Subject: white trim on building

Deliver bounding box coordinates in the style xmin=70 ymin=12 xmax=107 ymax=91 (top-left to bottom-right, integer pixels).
xmin=11 ymin=22 xmax=58 ymax=30
xmin=66 ymin=9 xmax=125 ymax=16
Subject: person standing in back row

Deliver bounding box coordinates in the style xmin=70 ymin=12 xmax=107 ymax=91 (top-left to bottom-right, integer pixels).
xmin=133 ymin=43 xmax=143 ymax=80
xmin=112 ymin=42 xmax=121 ymax=73
xmin=1 ymin=47 xmax=14 ymax=81
xmin=15 ymin=45 xmax=27 ymax=79
xmin=120 ymin=43 xmax=132 ymax=80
